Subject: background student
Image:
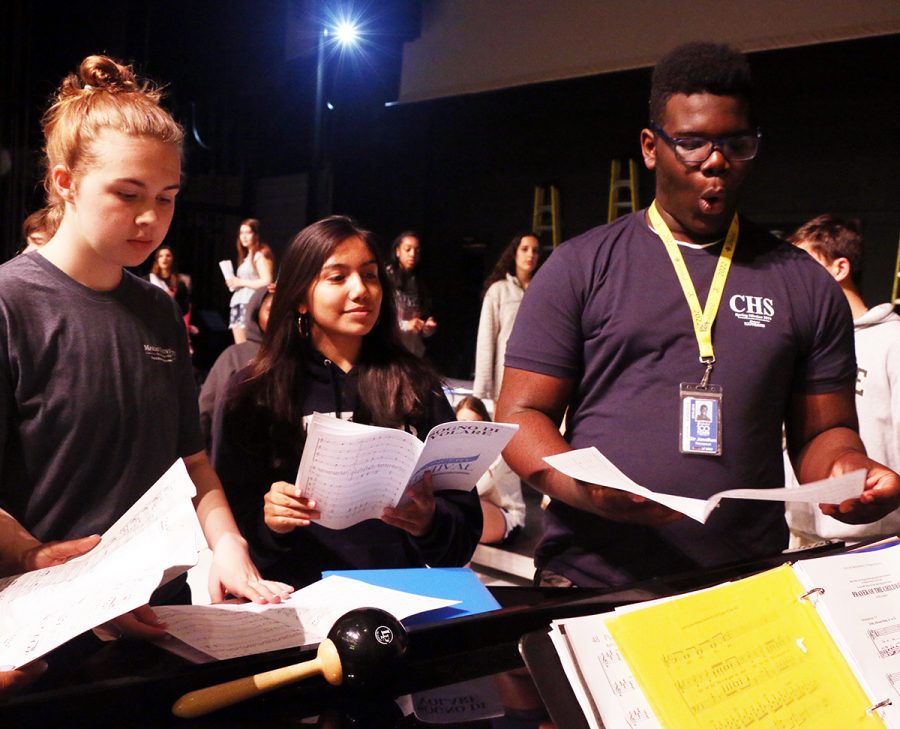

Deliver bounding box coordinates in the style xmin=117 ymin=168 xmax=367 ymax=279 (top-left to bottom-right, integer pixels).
xmin=455 ymin=396 xmax=527 ymax=545
xmin=17 ymin=207 xmax=59 ymax=255
xmin=146 ymin=244 xmax=194 ymax=349
xmin=385 ymin=230 xmax=437 ymax=357
xmin=473 ymin=233 xmax=541 ymax=401
xmin=225 ymin=218 xmax=274 ymax=344
xmin=198 ymin=285 xmax=273 ymax=449
xmin=787 ymin=214 xmax=900 ymax=544
xmin=211 ymin=215 xmax=481 ymax=588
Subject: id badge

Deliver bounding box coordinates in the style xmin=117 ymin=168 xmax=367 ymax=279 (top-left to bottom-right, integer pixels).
xmin=679 ymin=383 xmax=723 ymax=456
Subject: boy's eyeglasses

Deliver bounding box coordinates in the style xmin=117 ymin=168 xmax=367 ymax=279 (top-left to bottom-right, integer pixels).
xmin=651 ymin=124 xmax=762 ymax=165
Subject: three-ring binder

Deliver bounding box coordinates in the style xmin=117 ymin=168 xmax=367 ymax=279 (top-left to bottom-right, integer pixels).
xmin=799 ymin=586 xmax=825 ymax=601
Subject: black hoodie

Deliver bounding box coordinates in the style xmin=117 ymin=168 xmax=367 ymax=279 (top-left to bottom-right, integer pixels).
xmin=210 ymin=348 xmax=482 ymax=589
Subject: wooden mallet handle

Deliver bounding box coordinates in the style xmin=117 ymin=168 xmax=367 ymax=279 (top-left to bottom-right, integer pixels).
xmin=171 ymin=639 xmax=342 ymax=719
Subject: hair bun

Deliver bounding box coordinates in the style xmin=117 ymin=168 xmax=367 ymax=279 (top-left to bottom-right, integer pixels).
xmin=79 ymin=55 xmax=138 ymax=93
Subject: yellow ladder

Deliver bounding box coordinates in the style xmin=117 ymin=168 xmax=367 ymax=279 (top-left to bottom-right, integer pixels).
xmin=893 ymin=233 xmax=900 ymax=305
xmin=532 ymin=185 xmax=561 ymax=247
xmin=607 ymin=159 xmax=639 ymax=222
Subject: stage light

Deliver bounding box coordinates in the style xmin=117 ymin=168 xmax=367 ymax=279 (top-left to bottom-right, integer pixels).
xmin=334 ymin=19 xmax=359 ymax=47
xmin=308 ymin=5 xmax=368 ymax=221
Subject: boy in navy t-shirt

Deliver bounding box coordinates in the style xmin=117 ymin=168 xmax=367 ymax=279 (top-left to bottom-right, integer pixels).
xmin=497 ymin=42 xmax=900 ymax=588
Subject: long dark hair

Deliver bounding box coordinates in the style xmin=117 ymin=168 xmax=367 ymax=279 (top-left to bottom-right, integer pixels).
xmin=150 ymin=245 xmax=179 ymax=282
xmin=482 ymin=232 xmax=541 ymax=298
xmin=229 ymin=215 xmax=444 ymax=461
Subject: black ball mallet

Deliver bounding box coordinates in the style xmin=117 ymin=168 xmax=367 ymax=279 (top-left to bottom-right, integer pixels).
xmin=171 ymin=607 xmax=408 ymax=719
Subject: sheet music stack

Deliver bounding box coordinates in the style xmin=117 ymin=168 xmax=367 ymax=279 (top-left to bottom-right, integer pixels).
xmin=551 ymin=541 xmax=900 ymax=728
xmin=296 ymin=413 xmax=517 ymax=529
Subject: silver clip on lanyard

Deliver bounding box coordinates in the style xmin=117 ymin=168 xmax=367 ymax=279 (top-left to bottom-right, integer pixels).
xmin=699 ymin=357 xmax=715 ymax=389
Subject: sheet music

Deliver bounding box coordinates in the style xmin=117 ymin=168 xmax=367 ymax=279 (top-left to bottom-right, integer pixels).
xmin=545 ymin=447 xmax=866 ymax=523
xmin=297 ymin=415 xmax=423 ymax=529
xmin=560 ymin=616 xmax=661 ymax=729
xmin=795 ymin=543 xmax=900 ymax=728
xmin=154 ymin=575 xmax=458 ymax=661
xmin=296 ymin=414 xmax=517 ymax=529
xmin=0 ymin=460 xmax=201 ymax=669
xmin=604 ymin=565 xmax=882 ymax=728
xmin=553 ymin=555 xmax=897 ymax=728
xmin=550 ymin=587 xmax=730 ymax=729
xmin=548 ymin=624 xmax=603 ymax=729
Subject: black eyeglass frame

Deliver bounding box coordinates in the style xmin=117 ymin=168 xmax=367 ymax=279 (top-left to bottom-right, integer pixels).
xmin=650 ymin=124 xmax=762 ymax=165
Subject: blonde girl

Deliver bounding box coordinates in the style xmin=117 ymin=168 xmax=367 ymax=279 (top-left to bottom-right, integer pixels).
xmin=0 ymin=56 xmax=291 ymax=635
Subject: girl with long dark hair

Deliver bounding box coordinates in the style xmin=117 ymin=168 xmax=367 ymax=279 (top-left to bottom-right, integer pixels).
xmin=473 ymin=232 xmax=541 ymax=400
xmin=211 ymin=216 xmax=481 ymax=588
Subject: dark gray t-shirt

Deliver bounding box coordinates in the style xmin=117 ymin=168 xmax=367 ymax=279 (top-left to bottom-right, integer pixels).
xmin=505 ymin=211 xmax=856 ymax=587
xmin=0 ymin=253 xmax=203 ymax=543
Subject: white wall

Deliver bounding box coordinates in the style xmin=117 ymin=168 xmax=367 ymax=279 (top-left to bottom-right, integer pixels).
xmin=397 ymin=0 xmax=900 ymax=103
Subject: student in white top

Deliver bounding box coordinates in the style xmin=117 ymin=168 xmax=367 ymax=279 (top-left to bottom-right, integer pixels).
xmin=226 ymin=218 xmax=274 ymax=343
xmin=473 ymin=233 xmax=541 ymax=400
xmin=455 ymin=396 xmax=527 ymax=545
xmin=788 ymin=214 xmax=900 ymax=544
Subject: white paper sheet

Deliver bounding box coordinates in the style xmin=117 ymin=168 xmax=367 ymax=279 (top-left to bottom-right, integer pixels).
xmin=794 ymin=543 xmax=900 ymax=728
xmin=551 ymin=584 xmax=730 ymax=728
xmin=296 ymin=414 xmax=518 ymax=529
xmin=544 ymin=447 xmax=866 ymax=523
xmin=0 ymin=460 xmax=201 ymax=669
xmin=154 ymin=575 xmax=459 ymax=661
xmin=548 ymin=622 xmax=605 ymax=729
xmin=218 ymin=260 xmax=234 ymax=279
xmin=218 ymin=259 xmax=235 ymax=291
xmin=553 ymin=616 xmax=661 ymax=729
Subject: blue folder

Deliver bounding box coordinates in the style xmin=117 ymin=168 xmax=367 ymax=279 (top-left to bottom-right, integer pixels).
xmin=321 ymin=567 xmax=501 ymax=626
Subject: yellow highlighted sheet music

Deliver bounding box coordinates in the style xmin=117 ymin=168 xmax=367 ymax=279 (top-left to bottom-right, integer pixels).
xmin=605 ymin=564 xmax=884 ymax=728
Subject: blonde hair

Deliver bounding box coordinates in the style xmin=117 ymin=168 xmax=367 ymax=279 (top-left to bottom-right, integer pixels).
xmin=41 ymin=55 xmax=184 ymax=215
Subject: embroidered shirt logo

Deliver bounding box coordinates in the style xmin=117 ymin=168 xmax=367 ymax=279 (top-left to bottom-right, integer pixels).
xmin=143 ymin=344 xmax=176 ymax=363
xmin=728 ymin=295 xmax=774 ymax=329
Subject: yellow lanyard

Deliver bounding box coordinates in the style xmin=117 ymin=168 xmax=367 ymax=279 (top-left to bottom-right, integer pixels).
xmin=648 ymin=201 xmax=738 ymax=379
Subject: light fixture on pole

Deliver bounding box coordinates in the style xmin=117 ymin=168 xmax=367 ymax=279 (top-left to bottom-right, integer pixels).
xmin=306 ymin=11 xmax=363 ymax=223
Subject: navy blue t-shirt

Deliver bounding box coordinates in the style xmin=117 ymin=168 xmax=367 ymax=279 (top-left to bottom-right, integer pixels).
xmin=505 ymin=211 xmax=855 ymax=587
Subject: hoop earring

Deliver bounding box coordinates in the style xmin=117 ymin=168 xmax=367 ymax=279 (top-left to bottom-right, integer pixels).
xmin=297 ymin=313 xmax=311 ymax=338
